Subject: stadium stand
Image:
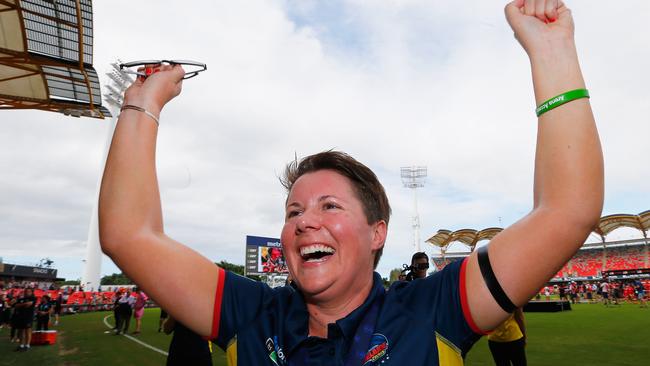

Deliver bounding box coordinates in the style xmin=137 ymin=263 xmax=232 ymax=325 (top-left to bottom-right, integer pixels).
xmin=427 ymin=210 xmax=650 ymax=279
xmin=556 ymin=245 xmax=648 ymax=278
xmin=432 ymin=242 xmax=649 ymax=278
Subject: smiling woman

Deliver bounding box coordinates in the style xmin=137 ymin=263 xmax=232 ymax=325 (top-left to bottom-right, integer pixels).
xmin=97 ymin=1 xmax=603 ymax=365
xmin=279 ymin=155 xmax=389 ymax=338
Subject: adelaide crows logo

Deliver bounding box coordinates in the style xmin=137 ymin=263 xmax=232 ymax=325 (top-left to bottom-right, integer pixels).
xmin=362 ymin=334 xmax=389 ymax=365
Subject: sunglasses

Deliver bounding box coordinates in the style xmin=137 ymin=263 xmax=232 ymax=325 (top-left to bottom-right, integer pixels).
xmin=413 ymin=263 xmax=430 ymax=271
xmin=119 ymin=59 xmax=207 ymax=80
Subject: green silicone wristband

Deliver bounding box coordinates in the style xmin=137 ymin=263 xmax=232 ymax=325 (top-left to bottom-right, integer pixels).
xmin=535 ymin=89 xmax=590 ymax=117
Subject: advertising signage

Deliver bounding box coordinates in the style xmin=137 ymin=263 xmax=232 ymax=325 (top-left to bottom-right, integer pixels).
xmin=245 ymin=235 xmax=288 ymax=276
xmin=0 ymin=263 xmax=57 ymax=279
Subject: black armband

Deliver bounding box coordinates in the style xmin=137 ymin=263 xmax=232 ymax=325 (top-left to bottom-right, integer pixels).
xmin=477 ymin=245 xmax=516 ymax=313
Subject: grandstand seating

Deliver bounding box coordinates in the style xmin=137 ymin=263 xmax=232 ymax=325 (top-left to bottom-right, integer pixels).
xmin=555 ymin=245 xmax=648 ymax=278
xmin=433 ymin=245 xmax=649 ymax=277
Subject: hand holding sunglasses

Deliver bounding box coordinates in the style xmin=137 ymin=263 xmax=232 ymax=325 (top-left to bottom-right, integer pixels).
xmin=119 ymin=60 xmax=207 ymax=80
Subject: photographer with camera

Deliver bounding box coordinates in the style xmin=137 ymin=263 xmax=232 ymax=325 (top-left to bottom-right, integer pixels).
xmin=403 ymin=252 xmax=430 ymax=282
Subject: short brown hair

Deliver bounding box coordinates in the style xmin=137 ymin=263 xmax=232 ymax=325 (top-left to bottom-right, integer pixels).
xmin=281 ymin=151 xmax=391 ymax=268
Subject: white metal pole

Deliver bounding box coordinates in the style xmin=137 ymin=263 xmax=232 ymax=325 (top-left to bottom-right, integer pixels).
xmin=80 ymin=116 xmax=117 ymax=291
xmin=80 ymin=63 xmax=130 ymax=292
xmin=413 ymin=187 xmax=420 ymax=252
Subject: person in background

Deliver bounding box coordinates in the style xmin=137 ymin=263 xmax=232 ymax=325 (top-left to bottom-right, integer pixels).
xmin=132 ymin=288 xmax=149 ymax=334
xmin=90 ymin=293 xmax=98 ymax=312
xmin=159 ymin=307 xmax=168 ymax=333
xmin=14 ymin=287 xmax=36 ymax=352
xmin=558 ymin=284 xmax=567 ymax=302
xmin=36 ymin=294 xmax=53 ymax=331
xmin=115 ymin=289 xmax=135 ymax=335
xmin=569 ymin=282 xmax=578 ymax=304
xmin=600 ymin=280 xmax=611 ymax=307
xmin=8 ymin=293 xmax=19 ymax=343
xmin=113 ymin=289 xmax=122 ymax=332
xmin=405 ymin=252 xmax=430 ymax=281
xmin=0 ymin=292 xmax=8 ymax=330
xmin=53 ymin=292 xmax=63 ymax=326
xmin=635 ymin=280 xmax=647 ymax=308
xmin=487 ymin=308 xmax=527 ymax=366
xmin=164 ymin=314 xmax=213 ymax=366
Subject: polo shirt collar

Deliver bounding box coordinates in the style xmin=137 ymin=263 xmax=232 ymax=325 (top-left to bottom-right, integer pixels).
xmin=335 ymin=272 xmax=384 ymax=342
xmin=283 ymin=272 xmax=385 ymax=354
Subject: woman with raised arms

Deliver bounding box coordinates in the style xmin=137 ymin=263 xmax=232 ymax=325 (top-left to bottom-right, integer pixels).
xmin=99 ymin=1 xmax=603 ymax=364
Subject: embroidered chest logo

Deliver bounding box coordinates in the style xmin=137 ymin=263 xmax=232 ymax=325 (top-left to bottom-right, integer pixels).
xmin=363 ymin=334 xmax=390 ymax=365
xmin=265 ymin=337 xmax=286 ymax=366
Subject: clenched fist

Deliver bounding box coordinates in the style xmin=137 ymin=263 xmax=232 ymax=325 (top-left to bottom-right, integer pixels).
xmin=505 ymin=0 xmax=575 ymax=58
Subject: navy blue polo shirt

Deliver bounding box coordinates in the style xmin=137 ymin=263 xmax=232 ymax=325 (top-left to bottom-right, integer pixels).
xmin=209 ymin=258 xmax=484 ymax=365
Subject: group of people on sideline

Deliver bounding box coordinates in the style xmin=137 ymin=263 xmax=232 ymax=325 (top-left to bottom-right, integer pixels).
xmin=112 ymin=287 xmax=149 ymax=335
xmin=1 ymin=282 xmax=155 ymax=353
xmin=543 ymin=279 xmax=649 ymax=307
xmin=1 ymin=287 xmax=58 ymax=352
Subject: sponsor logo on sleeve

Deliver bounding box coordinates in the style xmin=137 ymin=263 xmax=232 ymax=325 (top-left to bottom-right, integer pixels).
xmin=265 ymin=337 xmax=286 ymax=365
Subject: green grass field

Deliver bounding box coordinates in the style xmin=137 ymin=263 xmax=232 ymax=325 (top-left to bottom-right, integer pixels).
xmin=1 ymin=304 xmax=648 ymax=365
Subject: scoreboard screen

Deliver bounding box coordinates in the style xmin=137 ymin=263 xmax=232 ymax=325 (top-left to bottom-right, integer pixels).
xmin=245 ymin=235 xmax=288 ymax=276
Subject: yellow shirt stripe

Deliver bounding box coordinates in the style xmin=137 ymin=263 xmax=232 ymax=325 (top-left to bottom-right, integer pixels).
xmin=226 ymin=336 xmax=237 ymax=366
xmin=435 ymin=332 xmax=464 ymax=366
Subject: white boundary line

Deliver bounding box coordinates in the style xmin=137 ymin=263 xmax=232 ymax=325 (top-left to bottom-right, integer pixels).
xmin=103 ymin=314 xmax=168 ymax=356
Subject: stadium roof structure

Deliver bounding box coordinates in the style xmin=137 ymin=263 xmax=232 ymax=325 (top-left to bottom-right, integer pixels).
xmin=0 ymin=0 xmax=110 ymax=118
xmin=426 ymin=227 xmax=503 ymax=249
xmin=427 ymin=210 xmax=650 ymax=251
xmin=592 ymin=210 xmax=650 ymax=242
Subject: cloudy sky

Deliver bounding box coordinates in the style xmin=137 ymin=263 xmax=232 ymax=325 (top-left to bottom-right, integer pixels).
xmin=1 ymin=0 xmax=649 ymax=282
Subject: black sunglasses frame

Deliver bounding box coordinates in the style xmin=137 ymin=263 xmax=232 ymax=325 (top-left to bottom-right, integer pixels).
xmin=413 ymin=263 xmax=430 ymax=271
xmin=119 ymin=59 xmax=207 ymax=80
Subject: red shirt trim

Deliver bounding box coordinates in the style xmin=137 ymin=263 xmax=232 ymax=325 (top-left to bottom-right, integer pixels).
xmin=208 ymin=267 xmax=226 ymax=340
xmin=460 ymin=257 xmax=489 ymax=335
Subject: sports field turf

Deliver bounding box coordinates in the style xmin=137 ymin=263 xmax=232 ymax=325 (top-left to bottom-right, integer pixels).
xmin=1 ymin=304 xmax=648 ymax=365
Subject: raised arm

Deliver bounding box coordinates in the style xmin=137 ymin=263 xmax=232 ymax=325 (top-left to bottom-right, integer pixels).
xmin=465 ymin=0 xmax=604 ymax=331
xmin=98 ymin=65 xmax=219 ymax=336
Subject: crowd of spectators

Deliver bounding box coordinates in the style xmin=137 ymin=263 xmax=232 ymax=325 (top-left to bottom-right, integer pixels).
xmin=432 ymin=245 xmax=648 ymax=278
xmin=1 ymin=280 xmax=155 ymax=351
xmin=0 ymin=281 xmax=148 ymax=314
xmin=556 ymin=245 xmax=647 ymax=278
xmin=428 ymin=250 xmax=650 ymax=309
xmin=537 ymin=279 xmax=650 ymax=306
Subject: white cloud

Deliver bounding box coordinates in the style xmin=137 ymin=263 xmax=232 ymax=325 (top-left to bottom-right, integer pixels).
xmin=1 ymin=0 xmax=648 ymax=279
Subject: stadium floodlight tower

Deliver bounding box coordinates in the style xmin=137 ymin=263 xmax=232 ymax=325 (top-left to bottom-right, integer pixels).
xmin=80 ymin=62 xmax=133 ymax=291
xmin=401 ymin=166 xmax=427 ymax=252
